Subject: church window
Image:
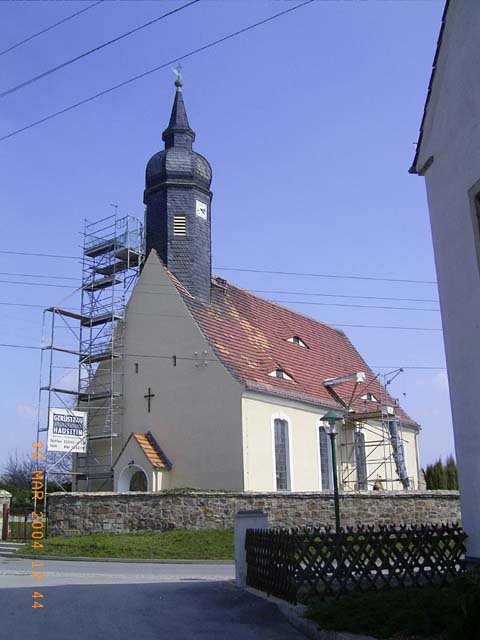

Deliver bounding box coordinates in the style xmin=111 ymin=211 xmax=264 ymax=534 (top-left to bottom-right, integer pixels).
xmin=173 ymin=215 xmax=186 ymax=236
xmin=287 ymin=336 xmax=308 ymax=348
xmin=273 ymin=418 xmax=291 ymax=491
xmin=268 ymin=368 xmax=294 ymax=381
xmin=354 ymin=430 xmax=368 ymax=490
xmin=134 ymin=363 xmax=139 ymax=374
xmin=319 ymin=426 xmax=333 ymax=490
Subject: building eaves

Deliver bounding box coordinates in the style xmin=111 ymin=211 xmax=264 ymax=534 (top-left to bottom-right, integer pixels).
xmin=409 ymin=0 xmax=451 ymax=175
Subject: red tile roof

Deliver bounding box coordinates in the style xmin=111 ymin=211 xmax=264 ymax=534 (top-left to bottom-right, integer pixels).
xmin=175 ymin=273 xmax=417 ymax=426
xmin=114 ymin=431 xmax=172 ymax=469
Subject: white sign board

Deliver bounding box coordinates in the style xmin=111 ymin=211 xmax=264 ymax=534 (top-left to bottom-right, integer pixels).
xmin=47 ymin=409 xmax=88 ymax=453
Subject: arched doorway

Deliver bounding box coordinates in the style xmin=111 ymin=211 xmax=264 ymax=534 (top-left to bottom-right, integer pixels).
xmin=118 ymin=465 xmax=148 ymax=492
xmin=130 ymin=470 xmax=147 ymax=491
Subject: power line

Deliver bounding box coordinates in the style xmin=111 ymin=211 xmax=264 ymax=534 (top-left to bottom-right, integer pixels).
xmin=0 ymin=1 xmax=104 ymax=57
xmin=0 ymin=271 xmax=440 ymax=300
xmin=0 ymin=271 xmax=77 ymax=281
xmin=216 ymin=267 xmax=437 ymax=286
xmin=0 ymin=0 xmax=315 ymax=142
xmin=0 ymin=342 xmax=447 ymax=370
xmin=135 ymin=288 xmax=441 ymax=312
xmin=250 ymin=289 xmax=439 ymax=304
xmin=0 ymin=0 xmax=201 ymax=100
xmin=0 ymin=249 xmax=437 ymax=286
xmin=269 ymin=299 xmax=439 ymax=312
xmin=333 ymin=323 xmax=441 ymax=332
xmin=0 ymin=250 xmax=78 ymax=259
xmin=0 ymin=280 xmax=74 ymax=289
xmin=0 ymin=302 xmax=443 ymax=332
xmin=373 ymin=365 xmax=446 ymax=371
xmin=0 ymin=302 xmax=46 ymax=309
xmin=0 ymin=342 xmax=42 ymax=350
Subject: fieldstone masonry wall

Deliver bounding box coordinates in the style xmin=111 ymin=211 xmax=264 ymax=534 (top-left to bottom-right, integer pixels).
xmin=47 ymin=491 xmax=461 ymax=537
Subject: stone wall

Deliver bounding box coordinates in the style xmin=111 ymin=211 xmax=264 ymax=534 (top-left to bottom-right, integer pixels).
xmin=47 ymin=490 xmax=461 ymax=537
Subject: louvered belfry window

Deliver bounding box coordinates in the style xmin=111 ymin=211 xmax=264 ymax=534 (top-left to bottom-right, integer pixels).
xmin=173 ymin=215 xmax=186 ymax=236
xmin=274 ymin=418 xmax=290 ymax=491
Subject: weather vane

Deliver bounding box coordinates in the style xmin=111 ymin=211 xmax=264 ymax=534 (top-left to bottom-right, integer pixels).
xmin=171 ymin=64 xmax=183 ymax=88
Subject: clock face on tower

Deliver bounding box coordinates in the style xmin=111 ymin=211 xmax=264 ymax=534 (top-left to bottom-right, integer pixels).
xmin=196 ymin=199 xmax=208 ymax=220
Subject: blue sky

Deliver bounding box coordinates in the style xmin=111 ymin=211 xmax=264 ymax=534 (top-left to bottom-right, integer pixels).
xmin=0 ymin=0 xmax=450 ymax=470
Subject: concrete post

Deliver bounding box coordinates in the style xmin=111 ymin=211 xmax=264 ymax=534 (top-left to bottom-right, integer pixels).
xmin=0 ymin=490 xmax=12 ymax=541
xmin=234 ymin=509 xmax=270 ymax=587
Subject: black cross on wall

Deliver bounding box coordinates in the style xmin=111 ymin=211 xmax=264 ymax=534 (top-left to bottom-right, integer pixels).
xmin=144 ymin=387 xmax=155 ymax=413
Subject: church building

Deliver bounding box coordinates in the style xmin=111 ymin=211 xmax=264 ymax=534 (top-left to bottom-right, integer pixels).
xmin=73 ymin=76 xmax=421 ymax=493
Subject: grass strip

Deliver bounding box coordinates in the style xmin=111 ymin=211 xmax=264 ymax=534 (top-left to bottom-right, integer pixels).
xmin=19 ymin=528 xmax=234 ymax=560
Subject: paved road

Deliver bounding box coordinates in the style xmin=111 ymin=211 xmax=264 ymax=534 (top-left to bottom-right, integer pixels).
xmin=0 ymin=556 xmax=305 ymax=639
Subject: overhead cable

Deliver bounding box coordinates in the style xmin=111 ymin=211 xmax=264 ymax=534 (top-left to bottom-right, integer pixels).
xmin=0 ymin=0 xmax=201 ymax=99
xmin=0 ymin=1 xmax=104 ymax=57
xmin=0 ymin=0 xmax=315 ymax=142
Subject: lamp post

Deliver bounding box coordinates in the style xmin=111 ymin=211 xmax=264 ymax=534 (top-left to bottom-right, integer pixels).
xmin=321 ymin=410 xmax=344 ymax=534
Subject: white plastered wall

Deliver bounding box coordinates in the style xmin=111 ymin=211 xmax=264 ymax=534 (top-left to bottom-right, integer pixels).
xmin=414 ymin=1 xmax=480 ymax=558
xmin=117 ymin=250 xmax=244 ymax=490
xmin=242 ymin=393 xmax=419 ymax=492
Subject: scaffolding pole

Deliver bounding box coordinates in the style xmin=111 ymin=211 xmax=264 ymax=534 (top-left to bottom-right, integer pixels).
xmin=36 ymin=211 xmax=144 ymax=491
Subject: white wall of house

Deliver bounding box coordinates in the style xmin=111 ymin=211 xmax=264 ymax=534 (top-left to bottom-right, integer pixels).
xmin=414 ymin=1 xmax=480 ymax=559
xmin=241 ymin=392 xmax=419 ymax=492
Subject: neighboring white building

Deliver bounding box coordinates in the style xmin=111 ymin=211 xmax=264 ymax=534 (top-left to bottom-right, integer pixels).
xmin=410 ymin=0 xmax=480 ymax=561
xmin=73 ymin=78 xmax=421 ymax=495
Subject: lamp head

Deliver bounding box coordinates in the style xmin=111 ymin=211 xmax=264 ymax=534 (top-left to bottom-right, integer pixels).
xmin=321 ymin=410 xmax=344 ymax=435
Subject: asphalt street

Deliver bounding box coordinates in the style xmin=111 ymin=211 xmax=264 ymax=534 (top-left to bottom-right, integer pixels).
xmin=0 ymin=556 xmax=305 ymax=639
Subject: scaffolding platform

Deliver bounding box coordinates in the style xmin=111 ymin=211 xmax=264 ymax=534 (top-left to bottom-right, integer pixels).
xmin=95 ymin=261 xmax=128 ymax=276
xmin=80 ymin=312 xmax=122 ymax=327
xmin=84 ymin=238 xmax=116 ymax=258
xmin=83 ymin=275 xmax=122 ymax=291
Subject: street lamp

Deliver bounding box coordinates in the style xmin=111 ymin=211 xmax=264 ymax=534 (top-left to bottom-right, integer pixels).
xmin=321 ymin=410 xmax=344 ymax=533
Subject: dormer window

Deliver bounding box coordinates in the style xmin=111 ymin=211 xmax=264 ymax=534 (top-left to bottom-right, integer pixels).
xmin=361 ymin=392 xmax=378 ymax=403
xmin=269 ymin=368 xmax=294 ymax=381
xmin=287 ymin=336 xmax=308 ymax=348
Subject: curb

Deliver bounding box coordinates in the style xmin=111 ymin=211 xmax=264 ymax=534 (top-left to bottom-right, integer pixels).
xmin=14 ymin=552 xmax=234 ymax=565
xmin=243 ymin=587 xmax=377 ymax=640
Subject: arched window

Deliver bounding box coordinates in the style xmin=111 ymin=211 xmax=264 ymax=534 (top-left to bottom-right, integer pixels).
xmin=273 ymin=418 xmax=291 ymax=491
xmin=319 ymin=426 xmax=333 ymax=490
xmin=354 ymin=430 xmax=368 ymax=490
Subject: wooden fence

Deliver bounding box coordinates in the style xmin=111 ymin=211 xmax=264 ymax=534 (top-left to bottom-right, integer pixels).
xmin=245 ymin=523 xmax=466 ymax=604
xmin=1 ymin=508 xmax=46 ymax=541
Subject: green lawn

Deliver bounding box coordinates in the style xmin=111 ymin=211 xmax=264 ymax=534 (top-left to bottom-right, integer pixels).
xmin=306 ymin=577 xmax=480 ymax=640
xmin=19 ymin=528 xmax=234 ymax=560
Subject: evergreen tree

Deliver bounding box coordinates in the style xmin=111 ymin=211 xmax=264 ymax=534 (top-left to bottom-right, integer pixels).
xmin=445 ymin=454 xmax=459 ymax=489
xmin=423 ymin=455 xmax=458 ymax=490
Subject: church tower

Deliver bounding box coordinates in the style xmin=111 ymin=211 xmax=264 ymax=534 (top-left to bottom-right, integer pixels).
xmin=144 ymin=75 xmax=213 ymax=301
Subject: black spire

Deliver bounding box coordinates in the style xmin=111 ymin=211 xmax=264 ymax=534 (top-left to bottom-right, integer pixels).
xmin=162 ymin=76 xmax=195 ymax=150
xmin=144 ymin=74 xmax=213 ymax=302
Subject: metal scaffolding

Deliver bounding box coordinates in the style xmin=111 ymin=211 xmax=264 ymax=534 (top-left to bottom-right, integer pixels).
xmin=324 ymin=370 xmax=413 ymax=491
xmin=37 ymin=212 xmax=144 ymax=490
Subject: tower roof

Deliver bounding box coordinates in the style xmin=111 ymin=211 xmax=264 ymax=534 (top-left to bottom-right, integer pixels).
xmin=162 ymin=81 xmax=195 ymax=149
xmin=145 ymin=79 xmax=211 ymax=193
